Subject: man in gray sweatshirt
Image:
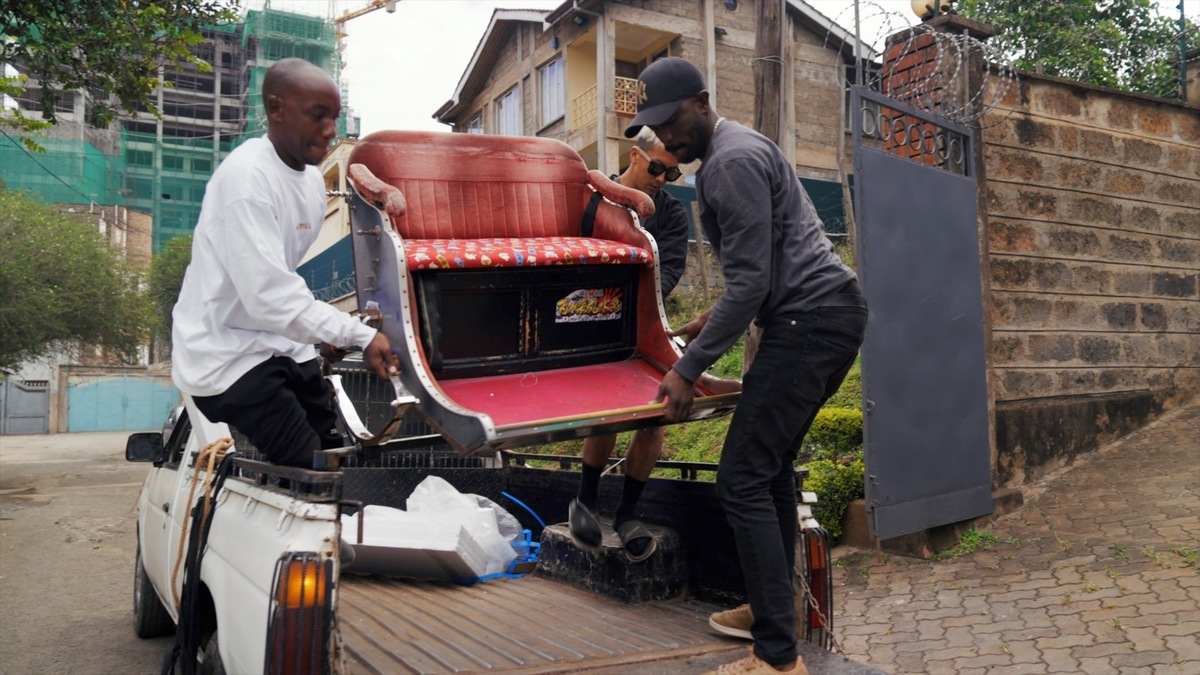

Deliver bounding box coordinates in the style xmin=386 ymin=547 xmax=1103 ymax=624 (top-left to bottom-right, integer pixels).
xmin=625 ymin=57 xmax=867 ymax=675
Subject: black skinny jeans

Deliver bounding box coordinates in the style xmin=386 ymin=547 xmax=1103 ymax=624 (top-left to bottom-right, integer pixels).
xmin=716 ymin=300 xmax=867 ymax=666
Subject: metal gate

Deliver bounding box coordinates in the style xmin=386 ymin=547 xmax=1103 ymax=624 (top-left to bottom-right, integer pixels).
xmin=852 ymin=86 xmax=993 ymax=540
xmin=66 ymin=373 xmax=179 ymax=432
xmin=0 ymin=377 xmax=50 ymax=435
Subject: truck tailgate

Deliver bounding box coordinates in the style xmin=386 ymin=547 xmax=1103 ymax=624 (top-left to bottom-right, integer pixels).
xmin=337 ymin=575 xmax=738 ymax=673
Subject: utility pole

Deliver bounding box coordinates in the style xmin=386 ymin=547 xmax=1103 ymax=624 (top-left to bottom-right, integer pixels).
xmin=746 ymin=0 xmax=785 ymax=373
xmin=1180 ymin=0 xmax=1187 ymax=101
xmin=753 ymin=0 xmax=784 ymax=145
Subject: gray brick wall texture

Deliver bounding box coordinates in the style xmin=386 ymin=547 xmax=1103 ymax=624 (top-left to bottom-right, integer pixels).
xmin=982 ymin=77 xmax=1199 ymax=407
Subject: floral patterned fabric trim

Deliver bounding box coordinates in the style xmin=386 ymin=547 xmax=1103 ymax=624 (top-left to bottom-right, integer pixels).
xmin=404 ymin=236 xmax=652 ymax=270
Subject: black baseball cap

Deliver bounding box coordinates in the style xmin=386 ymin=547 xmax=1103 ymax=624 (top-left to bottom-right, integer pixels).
xmin=623 ymin=57 xmax=707 ymax=139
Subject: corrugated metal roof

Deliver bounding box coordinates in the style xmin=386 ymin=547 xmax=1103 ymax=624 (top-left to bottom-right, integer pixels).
xmin=337 ymin=574 xmax=738 ymax=673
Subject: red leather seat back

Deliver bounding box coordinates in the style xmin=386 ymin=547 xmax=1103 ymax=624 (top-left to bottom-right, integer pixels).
xmin=348 ymin=131 xmax=591 ymax=240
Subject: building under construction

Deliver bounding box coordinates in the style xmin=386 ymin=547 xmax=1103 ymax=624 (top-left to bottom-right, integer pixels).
xmin=1 ymin=7 xmax=355 ymax=251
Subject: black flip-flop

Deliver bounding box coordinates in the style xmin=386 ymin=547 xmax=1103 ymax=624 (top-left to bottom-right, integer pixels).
xmin=616 ymin=519 xmax=657 ymax=563
xmin=569 ymin=498 xmax=602 ymax=550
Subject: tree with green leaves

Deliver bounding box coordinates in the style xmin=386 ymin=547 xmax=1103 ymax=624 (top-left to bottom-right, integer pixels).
xmin=147 ymin=234 xmax=193 ymax=348
xmin=1 ymin=0 xmax=240 ymax=133
xmin=959 ymin=0 xmax=1199 ymax=98
xmin=0 ymin=189 xmax=152 ymax=372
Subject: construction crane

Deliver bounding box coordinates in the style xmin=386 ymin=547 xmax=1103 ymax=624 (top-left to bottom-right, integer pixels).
xmin=335 ymin=0 xmax=399 ymax=26
xmin=330 ymin=0 xmax=399 ymax=134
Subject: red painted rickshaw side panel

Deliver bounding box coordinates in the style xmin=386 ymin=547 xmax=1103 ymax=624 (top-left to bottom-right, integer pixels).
xmin=436 ymin=360 xmax=665 ymax=427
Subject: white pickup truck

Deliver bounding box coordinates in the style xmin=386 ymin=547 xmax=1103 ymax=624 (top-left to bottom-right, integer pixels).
xmin=126 ymin=384 xmax=852 ymax=675
xmin=128 ymin=397 xmax=348 ymax=675
xmin=123 ymin=397 xmax=798 ymax=674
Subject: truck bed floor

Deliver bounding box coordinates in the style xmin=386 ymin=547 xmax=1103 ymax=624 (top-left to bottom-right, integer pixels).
xmin=337 ymin=573 xmax=739 ymax=673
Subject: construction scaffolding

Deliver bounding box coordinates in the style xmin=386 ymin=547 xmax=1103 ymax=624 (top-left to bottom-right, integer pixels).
xmin=240 ymin=9 xmax=344 ymax=145
xmin=1 ymin=7 xmax=350 ymax=251
xmin=120 ymin=131 xmax=238 ymax=247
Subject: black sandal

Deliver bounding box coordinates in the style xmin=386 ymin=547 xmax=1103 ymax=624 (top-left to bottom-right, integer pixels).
xmin=616 ymin=519 xmax=657 ymax=563
xmin=569 ymin=498 xmax=602 ymax=549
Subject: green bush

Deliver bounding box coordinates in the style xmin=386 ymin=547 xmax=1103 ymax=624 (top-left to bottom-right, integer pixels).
xmin=800 ymin=408 xmax=863 ymax=464
xmin=803 ymin=458 xmax=865 ymax=540
xmin=824 ymin=358 xmax=862 ymax=410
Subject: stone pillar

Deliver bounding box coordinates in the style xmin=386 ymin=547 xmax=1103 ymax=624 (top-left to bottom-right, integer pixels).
xmin=878 ymin=15 xmax=995 ymax=166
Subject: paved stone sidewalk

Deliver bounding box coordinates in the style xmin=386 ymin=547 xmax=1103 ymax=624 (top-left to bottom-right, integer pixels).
xmin=832 ymin=400 xmax=1199 ymax=674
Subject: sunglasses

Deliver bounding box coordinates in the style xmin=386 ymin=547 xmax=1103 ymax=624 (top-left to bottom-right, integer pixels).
xmin=634 ymin=146 xmax=683 ymax=182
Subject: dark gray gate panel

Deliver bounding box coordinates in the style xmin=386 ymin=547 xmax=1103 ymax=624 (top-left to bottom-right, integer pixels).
xmin=852 ymin=86 xmax=993 ymax=540
xmin=1 ymin=378 xmax=50 ymax=435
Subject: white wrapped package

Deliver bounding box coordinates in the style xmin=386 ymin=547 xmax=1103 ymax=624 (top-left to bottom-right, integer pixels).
xmin=340 ymin=477 xmax=517 ymax=580
xmin=405 ymin=476 xmax=518 ymax=575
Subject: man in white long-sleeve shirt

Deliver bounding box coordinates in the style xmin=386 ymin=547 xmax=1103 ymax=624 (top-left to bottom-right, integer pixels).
xmin=172 ymin=58 xmax=398 ymax=468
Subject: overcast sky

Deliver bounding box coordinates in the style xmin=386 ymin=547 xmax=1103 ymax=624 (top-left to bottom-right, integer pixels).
xmin=252 ymin=0 xmax=1198 ymax=136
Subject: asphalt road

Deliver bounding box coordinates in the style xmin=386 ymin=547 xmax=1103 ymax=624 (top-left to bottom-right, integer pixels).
xmin=0 ymin=431 xmax=171 ymax=675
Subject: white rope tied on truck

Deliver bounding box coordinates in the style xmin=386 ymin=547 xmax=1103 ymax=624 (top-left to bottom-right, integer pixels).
xmin=170 ymin=437 xmax=234 ymax=607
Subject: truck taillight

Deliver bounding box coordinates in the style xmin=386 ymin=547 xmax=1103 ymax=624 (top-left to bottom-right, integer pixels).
xmin=266 ymin=552 xmax=333 ymax=675
xmin=798 ymin=528 xmax=834 ymax=650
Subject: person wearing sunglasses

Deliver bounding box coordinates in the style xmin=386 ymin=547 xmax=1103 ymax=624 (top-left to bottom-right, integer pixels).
xmin=620 ymin=128 xmax=689 ymax=294
xmin=569 ymin=128 xmax=734 ymax=562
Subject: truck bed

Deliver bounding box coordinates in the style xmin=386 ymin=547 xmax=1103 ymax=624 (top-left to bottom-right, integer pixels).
xmin=337 ymin=574 xmax=885 ymax=674
xmin=337 ymin=574 xmax=737 ymax=673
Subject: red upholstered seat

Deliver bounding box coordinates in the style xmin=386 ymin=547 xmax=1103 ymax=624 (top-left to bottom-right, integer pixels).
xmin=350 ymin=132 xmax=591 ymax=238
xmin=404 ymin=236 xmax=651 ymax=270
xmin=347 ymin=132 xmax=657 ymax=271
xmin=341 ymin=131 xmax=738 ymax=456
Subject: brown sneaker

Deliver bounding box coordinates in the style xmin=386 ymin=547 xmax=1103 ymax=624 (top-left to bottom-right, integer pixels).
xmin=708 ymin=603 xmax=753 ymax=640
xmin=705 ymin=648 xmax=809 ymax=675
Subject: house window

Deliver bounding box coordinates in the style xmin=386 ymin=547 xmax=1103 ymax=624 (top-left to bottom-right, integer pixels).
xmin=496 ymin=87 xmax=522 ymax=136
xmin=465 ymin=113 xmax=483 ymax=134
xmin=540 ymin=57 xmax=564 ymax=125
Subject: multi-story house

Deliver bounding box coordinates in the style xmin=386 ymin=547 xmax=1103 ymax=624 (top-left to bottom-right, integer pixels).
xmin=431 ymin=0 xmax=873 ymax=238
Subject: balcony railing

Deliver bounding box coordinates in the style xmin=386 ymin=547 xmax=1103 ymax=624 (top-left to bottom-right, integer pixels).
xmin=572 ymin=84 xmax=597 ymax=128
xmin=614 ymin=76 xmax=639 ymax=116
xmin=569 ymin=76 xmax=643 ymax=131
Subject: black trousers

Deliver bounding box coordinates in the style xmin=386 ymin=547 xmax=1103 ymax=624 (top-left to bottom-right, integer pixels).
xmin=193 ymin=356 xmax=341 ymax=469
xmin=717 ymin=299 xmax=868 ymax=666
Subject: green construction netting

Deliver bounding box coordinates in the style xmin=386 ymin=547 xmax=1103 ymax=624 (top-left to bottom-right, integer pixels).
xmin=8 ymin=7 xmax=346 ymax=251
xmin=0 ymin=137 xmax=124 ymax=205
xmin=120 ymin=130 xmax=234 ymax=251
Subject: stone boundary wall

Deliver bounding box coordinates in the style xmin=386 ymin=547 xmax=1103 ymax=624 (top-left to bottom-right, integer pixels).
xmin=980 ymin=74 xmax=1199 ymax=484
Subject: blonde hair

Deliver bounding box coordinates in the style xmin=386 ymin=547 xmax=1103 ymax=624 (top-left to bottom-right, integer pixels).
xmin=634 ymin=127 xmax=665 ymax=152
